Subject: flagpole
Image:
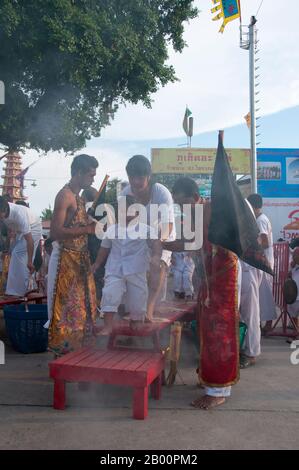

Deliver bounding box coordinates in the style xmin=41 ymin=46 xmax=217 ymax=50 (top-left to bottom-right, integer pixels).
xmin=186 ymin=104 xmax=189 ymax=147
xmin=249 ymin=16 xmax=258 ymax=193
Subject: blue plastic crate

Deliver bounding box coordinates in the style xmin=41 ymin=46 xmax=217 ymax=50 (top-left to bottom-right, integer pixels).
xmin=4 ymin=304 xmax=48 ymax=354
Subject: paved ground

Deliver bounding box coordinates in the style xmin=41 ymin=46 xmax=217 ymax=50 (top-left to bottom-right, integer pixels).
xmin=0 ymin=313 xmax=298 ymax=450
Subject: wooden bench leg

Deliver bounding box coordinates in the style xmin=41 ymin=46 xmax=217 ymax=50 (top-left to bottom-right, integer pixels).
xmin=152 ymin=331 xmax=161 ymax=352
xmin=107 ymin=333 xmax=115 ymax=350
xmin=133 ymin=387 xmax=148 ymax=420
xmin=53 ymin=379 xmax=66 ymax=410
xmin=150 ymin=373 xmax=162 ymax=400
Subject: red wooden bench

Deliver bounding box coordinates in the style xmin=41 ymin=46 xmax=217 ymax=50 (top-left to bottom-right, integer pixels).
xmin=106 ymin=300 xmax=197 ymax=351
xmin=0 ymin=292 xmax=46 ymax=308
xmin=49 ymin=347 xmax=165 ymax=419
xmin=157 ymin=300 xmax=197 ymax=322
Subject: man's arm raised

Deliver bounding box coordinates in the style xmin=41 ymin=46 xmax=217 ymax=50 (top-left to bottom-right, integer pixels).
xmin=50 ymin=190 xmax=95 ymax=241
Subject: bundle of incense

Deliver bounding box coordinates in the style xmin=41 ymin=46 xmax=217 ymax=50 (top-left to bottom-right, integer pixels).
xmin=87 ymin=174 xmax=109 ymax=218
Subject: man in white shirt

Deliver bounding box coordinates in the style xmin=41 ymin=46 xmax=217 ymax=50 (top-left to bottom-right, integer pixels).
xmin=240 ymin=260 xmax=262 ymax=366
xmin=92 ymin=196 xmax=161 ymax=334
xmin=247 ymin=194 xmax=276 ymax=334
xmin=121 ymin=155 xmax=175 ymax=319
xmin=239 ymin=197 xmax=267 ymax=368
xmin=0 ymin=196 xmax=42 ymax=296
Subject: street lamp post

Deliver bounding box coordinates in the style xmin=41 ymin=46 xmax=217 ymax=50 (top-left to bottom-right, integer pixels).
xmin=249 ymin=16 xmax=258 ymax=193
xmin=240 ymin=15 xmax=259 ymax=193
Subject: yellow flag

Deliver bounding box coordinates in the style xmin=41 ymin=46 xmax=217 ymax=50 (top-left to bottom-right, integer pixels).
xmin=211 ymin=0 xmax=241 ymax=33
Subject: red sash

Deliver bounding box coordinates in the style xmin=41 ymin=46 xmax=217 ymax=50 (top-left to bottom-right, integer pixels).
xmin=198 ymin=204 xmax=239 ymax=387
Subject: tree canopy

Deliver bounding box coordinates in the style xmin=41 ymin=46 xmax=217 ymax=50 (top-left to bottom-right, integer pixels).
xmin=41 ymin=205 xmax=53 ymax=221
xmin=105 ymin=177 xmax=121 ymax=204
xmin=0 ymin=0 xmax=198 ymax=153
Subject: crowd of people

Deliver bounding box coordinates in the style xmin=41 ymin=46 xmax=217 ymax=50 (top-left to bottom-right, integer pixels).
xmin=0 ymin=153 xmax=298 ymax=410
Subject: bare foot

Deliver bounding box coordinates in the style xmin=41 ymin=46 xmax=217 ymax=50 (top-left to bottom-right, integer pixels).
xmin=145 ymin=315 xmax=169 ymax=323
xmin=261 ymin=320 xmax=273 ymax=336
xmin=98 ymin=326 xmax=112 ymax=336
xmin=190 ymin=395 xmax=226 ymax=410
xmin=145 ymin=316 xmax=153 ymax=323
xmin=240 ymin=355 xmax=256 ymax=368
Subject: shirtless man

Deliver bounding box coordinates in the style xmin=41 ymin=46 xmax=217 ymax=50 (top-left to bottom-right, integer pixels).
xmin=46 ymin=154 xmax=99 ymax=355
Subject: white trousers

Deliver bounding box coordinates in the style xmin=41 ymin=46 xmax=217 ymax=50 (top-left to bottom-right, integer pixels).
xmin=259 ymin=272 xmax=277 ymax=322
xmin=101 ymin=272 xmax=148 ymax=321
xmin=6 ymin=231 xmax=41 ymax=296
xmin=240 ymin=264 xmax=262 ymax=357
xmin=205 ymin=386 xmax=231 ymax=397
xmin=173 ymin=266 xmax=194 ymax=296
xmin=173 ymin=254 xmax=195 ymax=296
xmin=44 ymin=242 xmax=60 ymax=328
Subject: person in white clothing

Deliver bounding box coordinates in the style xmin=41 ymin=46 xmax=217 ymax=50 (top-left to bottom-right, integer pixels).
xmin=240 ymin=261 xmax=262 ymax=367
xmin=287 ymin=247 xmax=299 ymax=330
xmin=0 ymin=197 xmax=42 ymax=296
xmin=121 ymin=155 xmax=175 ymax=319
xmin=247 ymin=193 xmax=276 ymax=334
xmin=239 ymin=197 xmax=263 ymax=368
xmin=172 ymin=252 xmax=195 ymax=300
xmin=92 ymin=196 xmax=161 ymax=334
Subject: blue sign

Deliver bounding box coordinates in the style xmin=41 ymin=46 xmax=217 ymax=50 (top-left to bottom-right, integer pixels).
xmin=257 ymin=148 xmax=299 ymax=198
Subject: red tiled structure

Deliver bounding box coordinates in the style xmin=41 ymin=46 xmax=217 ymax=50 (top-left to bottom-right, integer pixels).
xmin=0 ymin=151 xmax=26 ymax=202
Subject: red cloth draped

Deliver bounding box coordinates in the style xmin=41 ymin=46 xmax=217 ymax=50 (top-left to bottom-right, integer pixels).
xmin=198 ymin=204 xmax=240 ymax=387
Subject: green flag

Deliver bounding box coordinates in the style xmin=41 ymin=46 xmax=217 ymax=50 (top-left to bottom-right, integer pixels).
xmin=183 ymin=107 xmax=192 ymax=135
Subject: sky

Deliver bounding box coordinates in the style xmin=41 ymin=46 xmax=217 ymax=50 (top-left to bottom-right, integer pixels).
xmin=1 ymin=0 xmax=299 ymax=215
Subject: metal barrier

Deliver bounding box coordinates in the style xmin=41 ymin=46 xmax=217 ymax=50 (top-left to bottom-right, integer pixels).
xmin=268 ymin=242 xmax=298 ymax=338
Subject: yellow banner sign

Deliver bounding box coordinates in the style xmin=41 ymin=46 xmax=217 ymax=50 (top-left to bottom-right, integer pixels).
xmin=151 ymin=148 xmax=250 ymax=175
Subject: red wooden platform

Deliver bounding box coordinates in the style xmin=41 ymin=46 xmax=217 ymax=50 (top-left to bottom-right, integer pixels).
xmin=49 ymin=347 xmax=165 ymax=419
xmin=156 ymin=300 xmax=197 ymax=322
xmin=0 ymin=292 xmax=46 ymax=308
xmin=106 ymin=300 xmax=197 ymax=351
